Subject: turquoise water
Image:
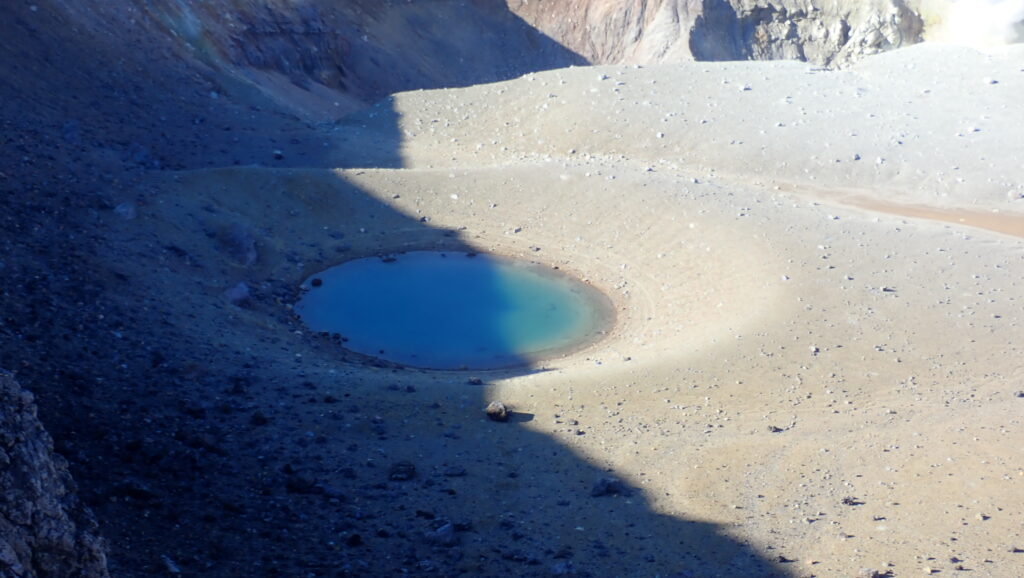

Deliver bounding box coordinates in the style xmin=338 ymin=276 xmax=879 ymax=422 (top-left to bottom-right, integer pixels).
xmin=295 ymin=251 xmax=611 ymax=369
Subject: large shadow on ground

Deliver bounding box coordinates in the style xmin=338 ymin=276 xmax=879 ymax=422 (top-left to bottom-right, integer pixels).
xmin=0 ymin=1 xmax=791 ymax=576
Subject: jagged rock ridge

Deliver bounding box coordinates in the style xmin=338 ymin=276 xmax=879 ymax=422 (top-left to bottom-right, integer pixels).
xmin=1 ymin=372 xmax=109 ymax=578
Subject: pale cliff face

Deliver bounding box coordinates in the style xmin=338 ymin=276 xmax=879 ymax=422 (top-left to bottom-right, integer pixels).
xmin=508 ymin=0 xmax=928 ymax=67
xmin=510 ymin=0 xmax=1024 ymax=66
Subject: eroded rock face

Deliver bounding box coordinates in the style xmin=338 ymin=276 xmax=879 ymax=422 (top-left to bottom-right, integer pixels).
xmin=691 ymin=0 xmax=925 ymax=67
xmin=43 ymin=0 xmax=927 ymax=124
xmin=0 ymin=372 xmax=109 ymax=578
xmin=138 ymin=0 xmax=586 ymax=106
xmin=510 ymin=0 xmax=926 ymax=67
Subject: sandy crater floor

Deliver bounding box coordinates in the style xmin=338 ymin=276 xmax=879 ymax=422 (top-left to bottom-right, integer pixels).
xmin=108 ymin=43 xmax=1024 ymax=576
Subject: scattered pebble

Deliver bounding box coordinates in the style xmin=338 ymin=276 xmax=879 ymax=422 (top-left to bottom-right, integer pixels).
xmin=443 ymin=465 xmax=467 ymax=477
xmin=114 ymin=202 xmax=137 ymax=220
xmin=424 ymin=522 xmax=458 ymax=547
xmin=161 ymin=555 xmax=181 ymax=574
xmin=591 ymin=477 xmax=629 ymax=497
xmin=388 ymin=461 xmax=416 ymax=481
xmin=223 ymin=282 xmax=250 ymax=304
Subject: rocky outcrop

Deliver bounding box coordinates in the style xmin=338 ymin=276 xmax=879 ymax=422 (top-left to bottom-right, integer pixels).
xmin=689 ymin=0 xmax=925 ymax=67
xmin=510 ymin=0 xmax=927 ymax=67
xmin=1 ymin=372 xmax=108 ymax=578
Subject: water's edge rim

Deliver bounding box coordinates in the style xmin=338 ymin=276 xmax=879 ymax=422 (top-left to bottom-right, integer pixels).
xmin=292 ymin=250 xmax=619 ymax=372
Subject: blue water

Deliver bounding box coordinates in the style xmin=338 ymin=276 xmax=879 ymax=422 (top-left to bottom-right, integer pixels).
xmin=295 ymin=251 xmax=611 ymax=369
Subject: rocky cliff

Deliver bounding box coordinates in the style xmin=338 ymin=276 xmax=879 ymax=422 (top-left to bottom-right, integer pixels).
xmin=1 ymin=372 xmax=108 ymax=578
xmin=509 ymin=0 xmax=926 ymax=67
xmin=38 ymin=0 xmax=932 ymax=122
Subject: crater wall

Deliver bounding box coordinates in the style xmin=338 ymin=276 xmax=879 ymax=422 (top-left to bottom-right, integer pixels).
xmin=38 ymin=0 xmax=939 ymax=120
xmin=509 ymin=0 xmax=927 ymax=67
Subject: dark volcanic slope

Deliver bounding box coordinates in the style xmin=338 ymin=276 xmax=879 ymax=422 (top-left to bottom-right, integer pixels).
xmin=0 ymin=2 xmax=583 ymax=576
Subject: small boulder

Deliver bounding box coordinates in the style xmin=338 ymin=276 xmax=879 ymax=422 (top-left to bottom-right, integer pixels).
xmin=424 ymin=523 xmax=458 ymax=547
xmin=388 ymin=461 xmax=416 ymax=481
xmin=485 ymin=401 xmax=510 ymax=422
xmin=590 ymin=477 xmax=629 ymax=497
xmin=223 ymin=282 xmax=250 ymax=305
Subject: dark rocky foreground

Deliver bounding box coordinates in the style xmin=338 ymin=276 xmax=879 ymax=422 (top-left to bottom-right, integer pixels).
xmin=1 ymin=373 xmax=108 ymax=577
